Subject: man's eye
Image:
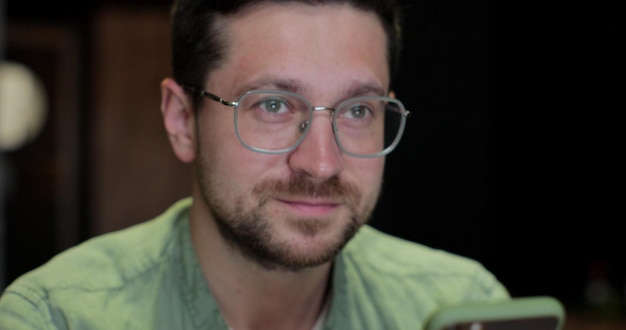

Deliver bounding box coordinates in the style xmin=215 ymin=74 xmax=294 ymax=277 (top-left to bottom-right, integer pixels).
xmin=261 ymin=99 xmax=287 ymax=113
xmin=346 ymin=105 xmax=370 ymax=119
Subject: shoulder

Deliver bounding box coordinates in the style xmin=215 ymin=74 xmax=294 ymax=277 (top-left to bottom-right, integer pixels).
xmin=345 ymin=225 xmax=482 ymax=272
xmin=20 ymin=198 xmax=191 ymax=289
xmin=0 ymin=198 xmax=193 ymax=326
xmin=340 ymin=225 xmax=509 ymax=301
xmin=329 ymin=226 xmax=509 ymax=328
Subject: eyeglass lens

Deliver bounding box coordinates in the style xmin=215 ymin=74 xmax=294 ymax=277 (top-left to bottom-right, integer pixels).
xmin=235 ymin=91 xmax=404 ymax=156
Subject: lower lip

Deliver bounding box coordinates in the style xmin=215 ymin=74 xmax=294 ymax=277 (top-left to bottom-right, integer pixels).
xmin=279 ymin=200 xmax=338 ymax=217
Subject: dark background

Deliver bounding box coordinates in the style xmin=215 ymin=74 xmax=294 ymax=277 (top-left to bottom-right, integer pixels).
xmin=2 ymin=0 xmax=623 ymax=324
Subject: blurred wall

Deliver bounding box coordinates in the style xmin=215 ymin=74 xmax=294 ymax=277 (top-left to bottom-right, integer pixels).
xmin=88 ymin=6 xmax=191 ymax=235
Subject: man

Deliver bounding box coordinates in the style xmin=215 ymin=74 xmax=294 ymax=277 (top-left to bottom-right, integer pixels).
xmin=0 ymin=0 xmax=509 ymax=329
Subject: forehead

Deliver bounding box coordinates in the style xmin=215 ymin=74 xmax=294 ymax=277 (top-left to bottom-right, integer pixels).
xmin=211 ymin=3 xmax=390 ymax=98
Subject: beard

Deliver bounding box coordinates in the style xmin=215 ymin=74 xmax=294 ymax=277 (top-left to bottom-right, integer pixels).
xmin=194 ymin=150 xmax=379 ymax=272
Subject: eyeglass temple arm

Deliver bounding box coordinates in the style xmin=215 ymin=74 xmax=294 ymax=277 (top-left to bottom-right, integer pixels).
xmin=182 ymin=85 xmax=238 ymax=107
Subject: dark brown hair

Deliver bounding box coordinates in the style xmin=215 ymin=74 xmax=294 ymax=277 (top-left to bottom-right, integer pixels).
xmin=171 ymin=0 xmax=404 ymax=105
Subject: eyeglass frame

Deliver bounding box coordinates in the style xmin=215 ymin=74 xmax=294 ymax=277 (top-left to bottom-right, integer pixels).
xmin=183 ymin=85 xmax=410 ymax=158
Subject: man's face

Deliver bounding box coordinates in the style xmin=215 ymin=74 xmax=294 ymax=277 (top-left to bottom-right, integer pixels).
xmin=194 ymin=3 xmax=390 ymax=271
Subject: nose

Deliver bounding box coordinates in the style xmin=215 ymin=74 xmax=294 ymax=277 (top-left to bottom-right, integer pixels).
xmin=287 ymin=110 xmax=344 ymax=179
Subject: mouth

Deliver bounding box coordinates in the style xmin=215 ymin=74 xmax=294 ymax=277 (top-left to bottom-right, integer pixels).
xmin=275 ymin=198 xmax=341 ymax=217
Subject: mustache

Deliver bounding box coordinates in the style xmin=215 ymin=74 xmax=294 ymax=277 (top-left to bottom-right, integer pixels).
xmin=253 ymin=174 xmax=361 ymax=202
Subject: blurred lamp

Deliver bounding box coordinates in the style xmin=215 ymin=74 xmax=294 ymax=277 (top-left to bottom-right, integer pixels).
xmin=0 ymin=61 xmax=47 ymax=151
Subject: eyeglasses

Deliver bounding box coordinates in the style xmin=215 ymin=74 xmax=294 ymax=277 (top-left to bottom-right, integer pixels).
xmin=184 ymin=86 xmax=410 ymax=158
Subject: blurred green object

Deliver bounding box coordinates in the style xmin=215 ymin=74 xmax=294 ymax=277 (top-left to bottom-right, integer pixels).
xmin=425 ymin=296 xmax=565 ymax=330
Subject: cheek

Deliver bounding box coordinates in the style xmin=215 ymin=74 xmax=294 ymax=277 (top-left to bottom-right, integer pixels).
xmin=349 ymin=158 xmax=385 ymax=193
xmin=200 ymin=129 xmax=284 ymax=191
xmin=198 ymin=112 xmax=251 ymax=172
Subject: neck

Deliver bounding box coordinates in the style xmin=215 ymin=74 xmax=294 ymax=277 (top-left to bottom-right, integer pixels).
xmin=189 ymin=197 xmax=333 ymax=330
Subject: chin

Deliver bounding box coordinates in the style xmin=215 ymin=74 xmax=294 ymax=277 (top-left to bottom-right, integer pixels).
xmin=263 ymin=219 xmax=359 ymax=271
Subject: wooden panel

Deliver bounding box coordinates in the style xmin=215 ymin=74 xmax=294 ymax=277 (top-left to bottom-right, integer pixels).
xmin=3 ymin=24 xmax=82 ymax=284
xmin=89 ymin=6 xmax=191 ymax=235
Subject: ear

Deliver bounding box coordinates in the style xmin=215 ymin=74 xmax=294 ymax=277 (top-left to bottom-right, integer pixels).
xmin=388 ymin=90 xmax=396 ymax=98
xmin=160 ymin=78 xmax=196 ymax=163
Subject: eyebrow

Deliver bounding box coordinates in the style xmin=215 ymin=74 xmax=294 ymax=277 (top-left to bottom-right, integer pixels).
xmin=345 ymin=84 xmax=386 ymax=98
xmin=235 ymin=77 xmax=303 ymax=97
xmin=236 ymin=75 xmax=386 ymax=100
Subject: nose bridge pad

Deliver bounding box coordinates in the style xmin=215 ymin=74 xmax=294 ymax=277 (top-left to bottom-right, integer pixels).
xmin=297 ymin=106 xmax=339 ymax=154
xmin=299 ymin=106 xmax=336 ymax=134
xmin=299 ymin=121 xmax=308 ymax=132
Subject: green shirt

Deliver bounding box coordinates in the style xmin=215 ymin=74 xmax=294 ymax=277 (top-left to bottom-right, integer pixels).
xmin=0 ymin=198 xmax=509 ymax=329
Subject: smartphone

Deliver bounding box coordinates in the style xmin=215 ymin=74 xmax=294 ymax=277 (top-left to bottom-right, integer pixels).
xmin=425 ymin=296 xmax=565 ymax=330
